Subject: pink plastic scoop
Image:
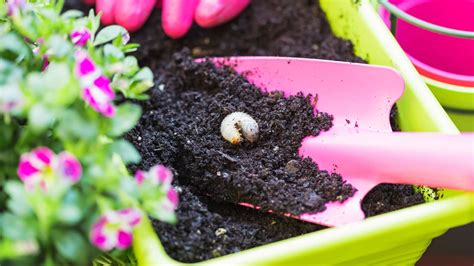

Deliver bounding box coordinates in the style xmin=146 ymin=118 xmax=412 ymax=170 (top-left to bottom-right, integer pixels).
xmin=210 ymin=56 xmax=474 ymax=227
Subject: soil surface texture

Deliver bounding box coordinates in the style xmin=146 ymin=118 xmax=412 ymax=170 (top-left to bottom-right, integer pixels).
xmin=64 ymin=0 xmax=425 ymax=263
xmin=130 ymin=52 xmax=357 ymax=215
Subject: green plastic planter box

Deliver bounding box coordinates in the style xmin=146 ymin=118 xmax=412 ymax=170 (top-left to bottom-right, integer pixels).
xmin=132 ymin=0 xmax=474 ymax=265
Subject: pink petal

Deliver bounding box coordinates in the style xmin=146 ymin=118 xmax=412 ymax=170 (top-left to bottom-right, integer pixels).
xmin=17 ymin=147 xmax=55 ymax=181
xmin=90 ymin=230 xmax=114 ymax=251
xmin=41 ymin=56 xmax=49 ymax=71
xmin=17 ymin=159 xmax=39 ymax=181
xmin=81 ymin=86 xmax=95 ymax=105
xmin=32 ymin=147 xmax=54 ymax=165
xmin=101 ymin=103 xmax=116 ymax=117
xmin=93 ymin=76 xmax=114 ymax=99
xmin=81 ymin=86 xmax=116 ymax=117
xmin=116 ymin=230 xmax=133 ymax=249
xmin=91 ymin=234 xmax=107 ymax=249
xmin=167 ymin=188 xmax=179 ymax=208
xmin=7 ymin=0 xmax=25 ymax=16
xmin=118 ymin=208 xmax=142 ymax=226
xmin=90 ymin=217 xmax=115 ymax=251
xmin=71 ymin=29 xmax=91 ymax=47
xmin=94 ymin=216 xmax=108 ymax=229
xmin=39 ymin=180 xmax=48 ymax=192
xmin=155 ymin=165 xmax=173 ymax=184
xmin=135 ymin=170 xmax=145 ymax=185
xmin=58 ymin=152 xmax=82 ymax=183
xmin=75 ymin=51 xmax=96 ymax=76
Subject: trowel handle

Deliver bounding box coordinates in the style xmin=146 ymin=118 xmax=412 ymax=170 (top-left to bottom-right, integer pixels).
xmin=301 ymin=132 xmax=474 ymax=191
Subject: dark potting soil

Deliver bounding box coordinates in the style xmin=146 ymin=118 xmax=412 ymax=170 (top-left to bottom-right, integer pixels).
xmin=65 ymin=0 xmax=424 ymax=262
xmin=126 ymin=52 xmax=423 ymax=262
xmin=130 ymin=51 xmax=357 ymax=215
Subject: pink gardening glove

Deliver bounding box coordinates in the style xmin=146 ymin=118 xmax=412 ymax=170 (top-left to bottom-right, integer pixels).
xmin=83 ymin=0 xmax=250 ymax=39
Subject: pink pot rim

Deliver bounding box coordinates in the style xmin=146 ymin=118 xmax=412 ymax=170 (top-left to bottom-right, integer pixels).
xmin=408 ymin=55 xmax=474 ymax=88
xmin=379 ymin=1 xmax=474 ymax=88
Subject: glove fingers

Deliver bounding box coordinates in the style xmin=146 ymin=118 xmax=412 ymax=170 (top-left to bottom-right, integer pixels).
xmin=115 ymin=0 xmax=157 ymax=32
xmin=195 ymin=0 xmax=250 ymax=28
xmin=162 ymin=0 xmax=199 ymax=39
xmin=96 ymin=0 xmax=116 ymax=25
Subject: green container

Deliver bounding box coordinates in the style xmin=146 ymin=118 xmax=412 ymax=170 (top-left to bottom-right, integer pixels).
xmin=132 ymin=1 xmax=474 ymax=265
xmin=424 ymin=76 xmax=474 ymax=132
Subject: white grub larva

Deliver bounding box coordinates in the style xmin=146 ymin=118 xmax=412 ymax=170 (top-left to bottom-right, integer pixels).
xmin=220 ymin=112 xmax=259 ymax=144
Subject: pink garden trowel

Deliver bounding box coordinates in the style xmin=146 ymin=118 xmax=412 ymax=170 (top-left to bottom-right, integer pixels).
xmin=211 ymin=56 xmax=474 ymax=227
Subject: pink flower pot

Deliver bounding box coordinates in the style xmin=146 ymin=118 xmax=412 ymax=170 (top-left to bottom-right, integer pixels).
xmin=380 ymin=0 xmax=474 ymax=87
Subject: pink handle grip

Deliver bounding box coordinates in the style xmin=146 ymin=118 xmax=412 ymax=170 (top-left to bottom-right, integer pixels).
xmin=301 ymin=132 xmax=474 ymax=191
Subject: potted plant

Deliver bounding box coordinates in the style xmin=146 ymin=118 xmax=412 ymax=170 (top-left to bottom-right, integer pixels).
xmin=0 ymin=1 xmax=178 ymax=264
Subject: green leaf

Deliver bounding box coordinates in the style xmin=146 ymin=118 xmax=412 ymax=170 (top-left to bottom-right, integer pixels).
xmin=47 ymin=35 xmax=74 ymax=58
xmin=26 ymin=62 xmax=77 ymax=106
xmin=119 ymin=176 xmax=139 ymax=198
xmin=28 ymin=104 xmax=55 ymax=131
xmin=127 ymin=67 xmax=154 ymax=97
xmin=104 ymin=44 xmax=124 ymax=60
xmin=88 ymin=9 xmax=101 ymax=35
xmin=94 ymin=25 xmax=127 ymax=46
xmin=5 ymin=181 xmax=32 ymax=217
xmin=54 ymin=230 xmax=88 ymax=264
xmin=61 ymin=10 xmax=84 ymax=19
xmin=109 ymin=139 xmax=141 ymax=164
xmin=0 ymin=33 xmax=32 ymax=63
xmin=122 ymin=43 xmax=140 ymax=53
xmin=1 ymin=213 xmax=36 ymax=240
xmin=0 ymin=239 xmax=39 ymax=259
xmin=0 ymin=58 xmax=23 ymax=85
xmin=123 ymin=56 xmax=139 ymax=76
xmin=56 ymin=190 xmax=83 ymax=225
xmin=133 ymin=67 xmax=154 ymax=82
xmin=56 ymin=110 xmax=98 ymax=141
xmin=109 ymin=103 xmax=141 ymax=137
xmin=0 ymin=123 xmax=15 ymax=149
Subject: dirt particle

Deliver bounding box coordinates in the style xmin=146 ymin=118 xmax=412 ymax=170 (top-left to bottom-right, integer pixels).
xmin=285 ymin=160 xmax=300 ymax=174
xmin=215 ymin=228 xmax=227 ymax=237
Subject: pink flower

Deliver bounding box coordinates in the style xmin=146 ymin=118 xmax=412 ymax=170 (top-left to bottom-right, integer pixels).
xmin=7 ymin=0 xmax=25 ymax=16
xmin=163 ymin=188 xmax=179 ymax=211
xmin=70 ymin=28 xmax=91 ymax=47
xmin=135 ymin=164 xmax=173 ymax=186
xmin=75 ymin=51 xmax=97 ymax=77
xmin=17 ymin=147 xmax=82 ymax=191
xmin=75 ymin=51 xmax=115 ymax=117
xmin=90 ymin=208 xmax=142 ymax=251
xmin=135 ymin=165 xmax=179 ymax=221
